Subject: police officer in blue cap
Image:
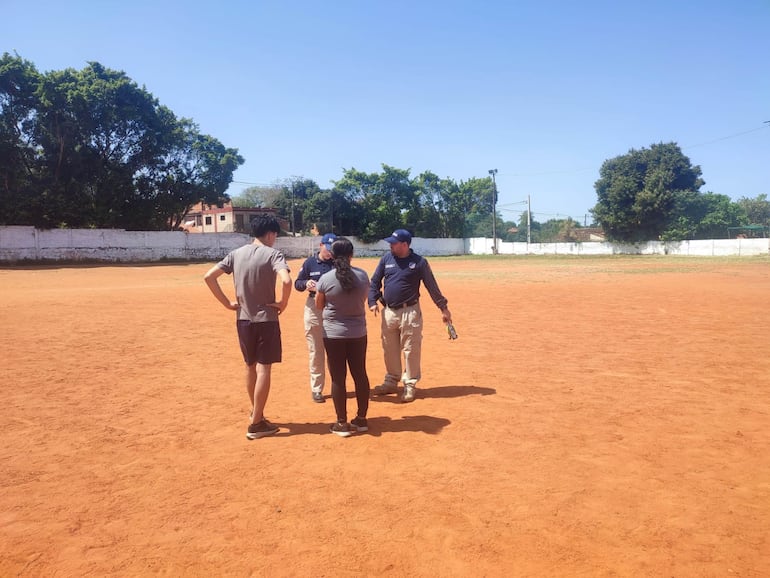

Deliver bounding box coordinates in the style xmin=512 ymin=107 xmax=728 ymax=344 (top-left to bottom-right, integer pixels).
xmin=368 ymin=229 xmax=452 ymax=402
xmin=295 ymin=233 xmax=337 ymax=402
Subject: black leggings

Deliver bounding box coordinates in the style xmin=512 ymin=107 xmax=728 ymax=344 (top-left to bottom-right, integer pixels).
xmin=323 ymin=335 xmax=370 ymax=423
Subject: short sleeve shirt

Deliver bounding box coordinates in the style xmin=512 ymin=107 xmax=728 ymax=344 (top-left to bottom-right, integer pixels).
xmin=316 ymin=266 xmax=370 ymax=339
xmin=217 ymin=243 xmax=289 ymax=322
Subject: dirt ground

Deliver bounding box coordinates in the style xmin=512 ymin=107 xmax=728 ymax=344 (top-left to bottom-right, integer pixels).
xmin=1 ymin=255 xmax=769 ymax=577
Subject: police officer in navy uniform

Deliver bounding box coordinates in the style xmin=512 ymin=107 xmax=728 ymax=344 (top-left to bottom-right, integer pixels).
xmin=295 ymin=233 xmax=337 ymax=402
xmin=368 ymin=229 xmax=452 ymax=402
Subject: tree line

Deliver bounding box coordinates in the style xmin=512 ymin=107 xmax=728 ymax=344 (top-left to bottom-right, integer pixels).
xmin=232 ymin=166 xmax=503 ymax=243
xmin=234 ymin=147 xmax=769 ymax=243
xmin=2 ymin=53 xmax=767 ymax=241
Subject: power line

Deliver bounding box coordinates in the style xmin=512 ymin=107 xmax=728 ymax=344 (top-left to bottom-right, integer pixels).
xmin=231 ymin=180 xmax=283 ymax=187
xmin=491 ymin=123 xmax=770 ymax=179
xmin=682 ymin=124 xmax=770 ymax=150
xmin=495 ymin=167 xmax=594 ymax=178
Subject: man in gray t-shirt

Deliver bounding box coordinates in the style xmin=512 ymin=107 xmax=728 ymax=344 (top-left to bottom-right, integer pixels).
xmin=204 ymin=213 xmax=291 ymax=440
xmin=218 ymin=243 xmax=288 ymax=323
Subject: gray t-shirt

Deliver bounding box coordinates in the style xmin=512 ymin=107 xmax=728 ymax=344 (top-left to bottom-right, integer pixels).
xmin=316 ymin=266 xmax=370 ymax=339
xmin=217 ymin=243 xmax=289 ymax=322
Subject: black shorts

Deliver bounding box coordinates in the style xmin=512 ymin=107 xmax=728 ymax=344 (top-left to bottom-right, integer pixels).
xmin=236 ymin=320 xmax=282 ymax=365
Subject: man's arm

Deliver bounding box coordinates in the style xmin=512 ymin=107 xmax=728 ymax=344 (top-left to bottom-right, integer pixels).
xmin=273 ymin=268 xmax=292 ymax=314
xmin=294 ymin=258 xmax=311 ymax=292
xmin=203 ymin=265 xmax=239 ymax=311
xmin=420 ymin=260 xmax=451 ymax=323
xmin=368 ymin=258 xmax=386 ymax=313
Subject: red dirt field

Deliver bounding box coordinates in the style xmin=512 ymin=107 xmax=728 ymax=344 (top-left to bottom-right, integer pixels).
xmin=1 ymin=255 xmax=769 ymax=577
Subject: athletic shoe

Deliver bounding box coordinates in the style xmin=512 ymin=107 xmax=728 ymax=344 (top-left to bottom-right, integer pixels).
xmin=312 ymin=392 xmax=325 ymax=403
xmin=261 ymin=418 xmax=278 ymax=430
xmin=246 ymin=419 xmax=279 ymax=440
xmin=401 ymin=386 xmax=416 ymax=403
xmin=373 ymin=383 xmax=398 ymax=396
xmin=351 ymin=416 xmax=368 ymax=432
xmin=330 ymin=421 xmax=352 ymax=437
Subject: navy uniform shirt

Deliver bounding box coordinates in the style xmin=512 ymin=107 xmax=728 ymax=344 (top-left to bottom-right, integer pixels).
xmin=295 ymin=252 xmax=334 ymax=298
xmin=368 ymin=249 xmax=448 ymax=310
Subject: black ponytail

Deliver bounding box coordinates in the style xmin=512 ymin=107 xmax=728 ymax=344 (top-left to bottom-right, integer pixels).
xmin=331 ymin=237 xmax=355 ymax=291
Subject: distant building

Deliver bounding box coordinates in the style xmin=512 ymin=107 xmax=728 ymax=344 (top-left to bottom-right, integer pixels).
xmin=571 ymin=227 xmax=606 ymax=242
xmin=180 ymin=203 xmax=288 ymax=234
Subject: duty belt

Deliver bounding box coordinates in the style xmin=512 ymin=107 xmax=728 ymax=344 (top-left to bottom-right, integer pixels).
xmin=387 ymin=299 xmax=418 ymax=310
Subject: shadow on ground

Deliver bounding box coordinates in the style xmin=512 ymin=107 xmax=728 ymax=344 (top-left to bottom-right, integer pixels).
xmin=370 ymin=384 xmax=496 ymax=404
xmin=421 ymin=385 xmax=496 ymax=398
xmin=273 ymin=414 xmax=450 ymax=437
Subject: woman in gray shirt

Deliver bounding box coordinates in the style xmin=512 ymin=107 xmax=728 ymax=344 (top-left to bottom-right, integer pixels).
xmin=315 ymin=238 xmax=371 ymax=437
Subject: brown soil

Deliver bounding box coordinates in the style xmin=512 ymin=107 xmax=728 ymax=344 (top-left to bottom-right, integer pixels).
xmin=1 ymin=256 xmax=769 ymax=577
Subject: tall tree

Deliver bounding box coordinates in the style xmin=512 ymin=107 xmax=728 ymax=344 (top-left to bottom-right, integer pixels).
xmin=592 ymin=142 xmax=705 ymax=241
xmin=0 ymin=56 xmax=243 ymax=229
xmin=0 ymin=53 xmax=41 ymax=225
xmin=458 ymin=177 xmax=496 ymax=237
xmin=144 ymin=121 xmax=244 ymax=230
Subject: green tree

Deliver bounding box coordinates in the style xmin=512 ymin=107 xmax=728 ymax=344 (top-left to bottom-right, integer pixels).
xmin=409 ymin=171 xmax=443 ymax=237
xmin=231 ymin=185 xmax=283 ymax=208
xmin=736 ymin=194 xmax=770 ymax=228
xmin=661 ymin=191 xmax=746 ymax=241
xmin=271 ymin=177 xmax=321 ymax=234
xmin=414 ymin=172 xmax=481 ymax=238
xmin=536 ymin=218 xmax=576 ymax=242
xmin=145 ymin=123 xmax=244 ymax=230
xmin=592 ymin=142 xmax=704 ymax=241
xmin=333 ymin=166 xmax=404 ymax=242
xmin=504 ymin=211 xmax=538 ymax=242
xmin=457 ymin=177 xmax=496 ymax=237
xmin=435 ymin=178 xmax=470 ymax=238
xmin=0 ymin=56 xmax=242 ymax=229
xmin=0 ymin=53 xmax=41 ymax=225
xmin=31 ymin=62 xmax=173 ymax=228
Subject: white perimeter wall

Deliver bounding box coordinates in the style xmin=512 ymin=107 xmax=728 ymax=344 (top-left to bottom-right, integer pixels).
xmin=469 ymin=237 xmax=769 ymax=257
xmin=0 ymin=226 xmax=767 ymax=262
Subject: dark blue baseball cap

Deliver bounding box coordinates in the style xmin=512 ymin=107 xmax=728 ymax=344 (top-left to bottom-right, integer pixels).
xmin=384 ymin=229 xmax=412 ymax=244
xmin=321 ymin=233 xmax=337 ymax=249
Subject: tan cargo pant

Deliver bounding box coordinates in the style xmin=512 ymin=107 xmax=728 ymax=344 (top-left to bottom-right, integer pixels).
xmin=304 ymin=297 xmax=325 ymax=394
xmin=380 ymin=302 xmax=422 ymax=388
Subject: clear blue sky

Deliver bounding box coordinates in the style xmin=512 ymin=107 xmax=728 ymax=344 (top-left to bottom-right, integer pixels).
xmin=6 ymin=0 xmax=769 ymax=224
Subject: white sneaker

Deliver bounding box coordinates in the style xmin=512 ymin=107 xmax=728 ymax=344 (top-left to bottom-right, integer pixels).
xmin=373 ymin=383 xmax=398 ymax=396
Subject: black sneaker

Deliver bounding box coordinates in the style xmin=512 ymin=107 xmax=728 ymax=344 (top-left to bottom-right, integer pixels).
xmin=246 ymin=419 xmax=279 ymax=440
xmin=261 ymin=418 xmax=278 ymax=430
xmin=312 ymin=392 xmax=325 ymax=403
xmin=329 ymin=421 xmax=352 ymax=437
xmin=351 ymin=416 xmax=368 ymax=432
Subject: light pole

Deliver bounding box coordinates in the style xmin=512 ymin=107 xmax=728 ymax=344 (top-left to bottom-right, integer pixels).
xmin=488 ymin=169 xmax=498 ymax=254
xmin=527 ymin=194 xmax=531 ymax=248
xmin=290 ymin=182 xmax=295 ymax=236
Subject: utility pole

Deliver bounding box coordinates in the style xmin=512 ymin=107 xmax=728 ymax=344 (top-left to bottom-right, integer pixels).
xmin=526 ymin=195 xmax=531 ymax=246
xmin=290 ymin=182 xmax=295 ymax=236
xmin=488 ymin=169 xmax=498 ymax=254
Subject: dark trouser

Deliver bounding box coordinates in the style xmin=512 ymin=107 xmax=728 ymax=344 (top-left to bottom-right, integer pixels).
xmin=323 ymin=336 xmax=370 ymax=423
